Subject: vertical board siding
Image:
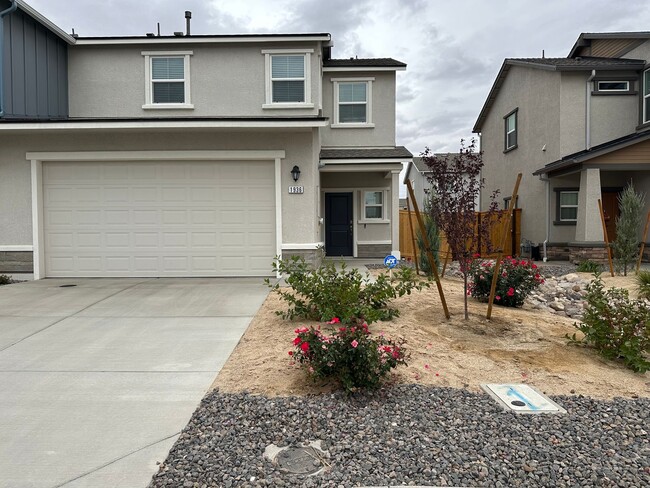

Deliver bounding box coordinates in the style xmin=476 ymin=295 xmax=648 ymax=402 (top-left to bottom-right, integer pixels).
xmin=399 ymin=209 xmax=522 ymax=262
xmin=3 ymin=8 xmax=68 ymax=118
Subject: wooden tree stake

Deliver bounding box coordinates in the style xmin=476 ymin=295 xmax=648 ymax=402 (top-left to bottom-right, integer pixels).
xmin=406 ymin=180 xmax=450 ymax=319
xmin=406 ymin=198 xmax=419 ymax=275
xmin=487 ymin=173 xmax=522 ymax=320
xmin=441 ymin=239 xmax=451 ymax=278
xmin=598 ymin=198 xmax=615 ymax=277
xmin=636 ymin=210 xmax=650 ymax=273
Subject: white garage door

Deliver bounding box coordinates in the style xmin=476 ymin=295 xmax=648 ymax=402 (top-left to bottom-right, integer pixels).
xmin=42 ymin=160 xmax=276 ymax=277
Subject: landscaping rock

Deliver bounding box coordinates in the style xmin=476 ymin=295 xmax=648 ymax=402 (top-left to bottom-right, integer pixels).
xmin=149 ymin=385 xmax=650 ymax=488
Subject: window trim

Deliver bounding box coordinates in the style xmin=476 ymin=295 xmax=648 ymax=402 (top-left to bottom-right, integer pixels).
xmin=503 ymin=108 xmax=518 ymax=153
xmin=142 ymin=51 xmax=194 ymax=110
xmin=644 ymin=68 xmax=650 ymax=124
xmin=360 ymin=189 xmax=388 ymax=223
xmin=592 ymin=77 xmax=636 ymax=96
xmin=262 ymin=49 xmax=314 ymax=109
xmin=331 ymin=77 xmax=375 ymax=128
xmin=554 ymin=188 xmax=579 ymax=225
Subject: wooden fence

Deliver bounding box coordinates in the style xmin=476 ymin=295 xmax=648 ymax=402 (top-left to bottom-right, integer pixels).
xmin=399 ymin=208 xmax=522 ymax=261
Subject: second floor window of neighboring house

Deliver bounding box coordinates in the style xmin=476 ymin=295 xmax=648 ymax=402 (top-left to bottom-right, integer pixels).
xmin=262 ymin=50 xmax=313 ymax=108
xmin=142 ymin=51 xmax=193 ymax=109
xmin=559 ymin=191 xmax=578 ymax=222
xmin=643 ymin=69 xmax=650 ymax=124
xmin=331 ymin=78 xmax=375 ymax=127
xmin=504 ymin=108 xmax=518 ymax=151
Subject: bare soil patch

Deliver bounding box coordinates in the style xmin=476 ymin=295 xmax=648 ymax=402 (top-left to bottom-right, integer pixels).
xmin=213 ymin=273 xmax=649 ymax=399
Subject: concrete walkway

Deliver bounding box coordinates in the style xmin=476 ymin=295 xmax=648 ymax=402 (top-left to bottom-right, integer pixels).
xmin=0 ymin=277 xmax=269 ymax=488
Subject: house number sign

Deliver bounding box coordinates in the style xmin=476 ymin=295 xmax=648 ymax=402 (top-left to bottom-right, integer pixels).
xmin=288 ymin=186 xmax=304 ymax=194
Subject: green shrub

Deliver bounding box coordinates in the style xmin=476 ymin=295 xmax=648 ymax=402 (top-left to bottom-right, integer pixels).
xmin=468 ymin=256 xmax=544 ymax=307
xmin=612 ymin=183 xmax=645 ymax=276
xmin=576 ymin=260 xmax=602 ymax=273
xmin=267 ymin=256 xmax=424 ymax=324
xmin=416 ymin=213 xmax=440 ymax=277
xmin=637 ymin=270 xmax=650 ymax=299
xmin=290 ymin=321 xmax=408 ymax=392
xmin=0 ymin=275 xmax=13 ymax=286
xmin=567 ymin=273 xmax=650 ymax=373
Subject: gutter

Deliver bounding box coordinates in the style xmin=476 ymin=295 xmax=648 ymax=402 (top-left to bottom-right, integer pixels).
xmin=0 ymin=0 xmax=18 ymax=118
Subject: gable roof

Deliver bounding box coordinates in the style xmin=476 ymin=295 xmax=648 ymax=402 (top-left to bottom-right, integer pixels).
xmin=533 ymin=128 xmax=650 ymax=175
xmin=13 ymin=0 xmax=76 ymax=45
xmin=568 ymin=31 xmax=650 ymax=58
xmin=403 ymin=154 xmax=461 ymax=183
xmin=473 ymin=56 xmax=645 ymax=133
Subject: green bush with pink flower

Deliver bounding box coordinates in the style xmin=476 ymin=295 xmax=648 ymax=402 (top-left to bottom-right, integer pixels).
xmin=468 ymin=256 xmax=544 ymax=307
xmin=290 ymin=318 xmax=408 ymax=392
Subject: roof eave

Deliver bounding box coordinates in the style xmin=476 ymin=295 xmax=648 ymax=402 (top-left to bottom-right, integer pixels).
xmin=74 ymin=34 xmax=332 ymax=46
xmin=16 ymin=0 xmax=76 ymax=45
xmin=473 ymin=61 xmax=511 ymax=133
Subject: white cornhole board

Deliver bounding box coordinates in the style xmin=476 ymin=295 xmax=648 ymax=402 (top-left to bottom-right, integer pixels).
xmin=481 ymin=383 xmax=566 ymax=414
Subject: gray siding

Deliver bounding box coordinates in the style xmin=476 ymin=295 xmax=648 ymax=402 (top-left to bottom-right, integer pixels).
xmin=1 ymin=8 xmax=68 ymax=119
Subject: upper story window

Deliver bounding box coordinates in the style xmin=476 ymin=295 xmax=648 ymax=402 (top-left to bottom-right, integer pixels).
xmin=504 ymin=108 xmax=518 ymax=152
xmin=331 ymin=78 xmax=375 ymax=128
xmin=142 ymin=51 xmax=193 ymax=110
xmin=643 ymin=69 xmax=650 ymax=124
xmin=592 ymin=78 xmax=635 ymax=96
xmin=262 ymin=49 xmax=313 ymax=109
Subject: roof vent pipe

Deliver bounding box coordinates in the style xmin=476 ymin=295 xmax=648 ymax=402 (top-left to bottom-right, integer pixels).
xmin=0 ymin=0 xmax=18 ymax=118
xmin=185 ymin=11 xmax=192 ymax=36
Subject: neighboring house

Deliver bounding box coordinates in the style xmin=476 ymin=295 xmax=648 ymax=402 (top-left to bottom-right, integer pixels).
xmin=403 ymin=154 xmax=473 ymax=212
xmin=0 ymin=0 xmax=410 ymax=278
xmin=474 ymin=31 xmax=650 ymax=262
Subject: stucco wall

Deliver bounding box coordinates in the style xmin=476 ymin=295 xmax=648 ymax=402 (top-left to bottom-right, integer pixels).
xmin=479 ymin=65 xmax=561 ymax=244
xmin=0 ymin=129 xmax=320 ymax=247
xmin=559 ymin=72 xmax=587 ymax=157
xmin=320 ymin=71 xmax=396 ymax=147
xmin=68 ymin=42 xmax=322 ymax=118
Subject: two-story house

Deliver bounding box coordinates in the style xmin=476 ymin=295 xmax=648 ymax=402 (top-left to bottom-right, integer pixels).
xmin=0 ymin=0 xmax=410 ymax=278
xmin=474 ymin=31 xmax=650 ymax=262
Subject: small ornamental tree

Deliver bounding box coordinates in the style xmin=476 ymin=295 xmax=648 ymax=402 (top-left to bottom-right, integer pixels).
xmin=612 ymin=183 xmax=645 ymax=276
xmin=422 ymin=139 xmax=499 ymax=319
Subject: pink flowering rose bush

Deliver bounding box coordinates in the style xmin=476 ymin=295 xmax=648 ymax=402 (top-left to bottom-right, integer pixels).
xmin=468 ymin=256 xmax=544 ymax=307
xmin=290 ymin=319 xmax=408 ymax=392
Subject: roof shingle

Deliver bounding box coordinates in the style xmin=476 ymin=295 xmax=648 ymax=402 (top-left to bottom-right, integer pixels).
xmin=323 ymin=58 xmax=406 ymax=68
xmin=320 ymin=146 xmax=412 ymax=160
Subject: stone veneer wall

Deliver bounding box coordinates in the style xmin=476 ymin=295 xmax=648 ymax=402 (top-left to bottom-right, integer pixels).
xmin=357 ymin=244 xmax=391 ymax=258
xmin=546 ymin=244 xmax=609 ymax=263
xmin=0 ymin=252 xmax=33 ymax=273
xmin=282 ymin=249 xmax=324 ymax=267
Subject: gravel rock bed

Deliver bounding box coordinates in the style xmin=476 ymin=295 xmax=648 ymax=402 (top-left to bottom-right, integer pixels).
xmin=149 ymin=385 xmax=649 ymax=488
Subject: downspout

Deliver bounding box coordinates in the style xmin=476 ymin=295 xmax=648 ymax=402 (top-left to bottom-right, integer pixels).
xmin=0 ymin=0 xmax=18 ymax=118
xmin=585 ymin=70 xmax=596 ymax=150
xmin=539 ymin=174 xmax=550 ymax=262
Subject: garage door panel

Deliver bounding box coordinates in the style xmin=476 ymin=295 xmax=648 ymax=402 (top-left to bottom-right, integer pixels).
xmin=44 ymin=161 xmax=276 ymax=277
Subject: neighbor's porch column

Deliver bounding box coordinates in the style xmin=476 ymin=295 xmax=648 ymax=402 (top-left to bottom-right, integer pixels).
xmin=391 ymin=169 xmax=401 ymax=259
xmin=575 ymin=167 xmax=603 ymax=242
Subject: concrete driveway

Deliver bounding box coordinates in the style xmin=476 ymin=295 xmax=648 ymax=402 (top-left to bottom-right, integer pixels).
xmin=0 ymin=277 xmax=269 ymax=488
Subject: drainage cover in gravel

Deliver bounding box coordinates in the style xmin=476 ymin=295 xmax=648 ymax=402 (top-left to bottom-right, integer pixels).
xmin=263 ymin=440 xmax=329 ymax=476
xmin=482 ymin=383 xmax=566 ymax=414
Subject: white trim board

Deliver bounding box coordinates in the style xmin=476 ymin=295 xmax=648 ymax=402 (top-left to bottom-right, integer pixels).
xmin=0 ymin=245 xmax=33 ymax=252
xmin=281 ymin=243 xmax=324 ymax=250
xmin=75 ymin=35 xmax=330 ymax=46
xmin=28 ymin=150 xmax=284 ymax=279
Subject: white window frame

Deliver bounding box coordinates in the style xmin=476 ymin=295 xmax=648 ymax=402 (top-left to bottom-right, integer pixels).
xmin=142 ymin=51 xmax=194 ymax=110
xmin=331 ymin=78 xmax=375 ymax=128
xmin=360 ymin=189 xmax=388 ymax=222
xmin=596 ymin=80 xmax=630 ymax=92
xmin=559 ymin=190 xmax=579 ymax=222
xmin=262 ymin=49 xmax=314 ymax=109
xmin=641 ymin=68 xmax=650 ymax=124
xmin=504 ymin=109 xmax=517 ymax=151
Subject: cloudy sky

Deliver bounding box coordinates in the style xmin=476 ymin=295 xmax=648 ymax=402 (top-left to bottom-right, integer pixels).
xmin=26 ymin=0 xmax=650 ymax=156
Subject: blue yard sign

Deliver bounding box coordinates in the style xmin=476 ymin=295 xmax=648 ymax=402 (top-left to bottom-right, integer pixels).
xmin=384 ymin=254 xmax=398 ymax=269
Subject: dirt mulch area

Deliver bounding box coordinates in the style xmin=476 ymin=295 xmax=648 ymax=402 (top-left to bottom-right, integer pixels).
xmin=213 ymin=273 xmax=649 ymax=400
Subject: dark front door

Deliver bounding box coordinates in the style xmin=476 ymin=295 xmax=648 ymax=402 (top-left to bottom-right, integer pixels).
xmin=602 ymin=191 xmax=620 ymax=242
xmin=325 ymin=192 xmax=353 ymax=256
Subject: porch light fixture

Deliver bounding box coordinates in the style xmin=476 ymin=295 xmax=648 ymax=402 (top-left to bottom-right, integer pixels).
xmin=291 ymin=165 xmax=301 ymax=182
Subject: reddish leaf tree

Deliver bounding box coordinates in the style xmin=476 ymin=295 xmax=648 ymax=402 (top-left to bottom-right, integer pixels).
xmin=422 ymin=139 xmax=499 ymax=319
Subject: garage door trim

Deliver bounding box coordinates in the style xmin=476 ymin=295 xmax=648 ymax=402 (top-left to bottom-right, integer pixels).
xmin=27 ymin=150 xmax=285 ymax=279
